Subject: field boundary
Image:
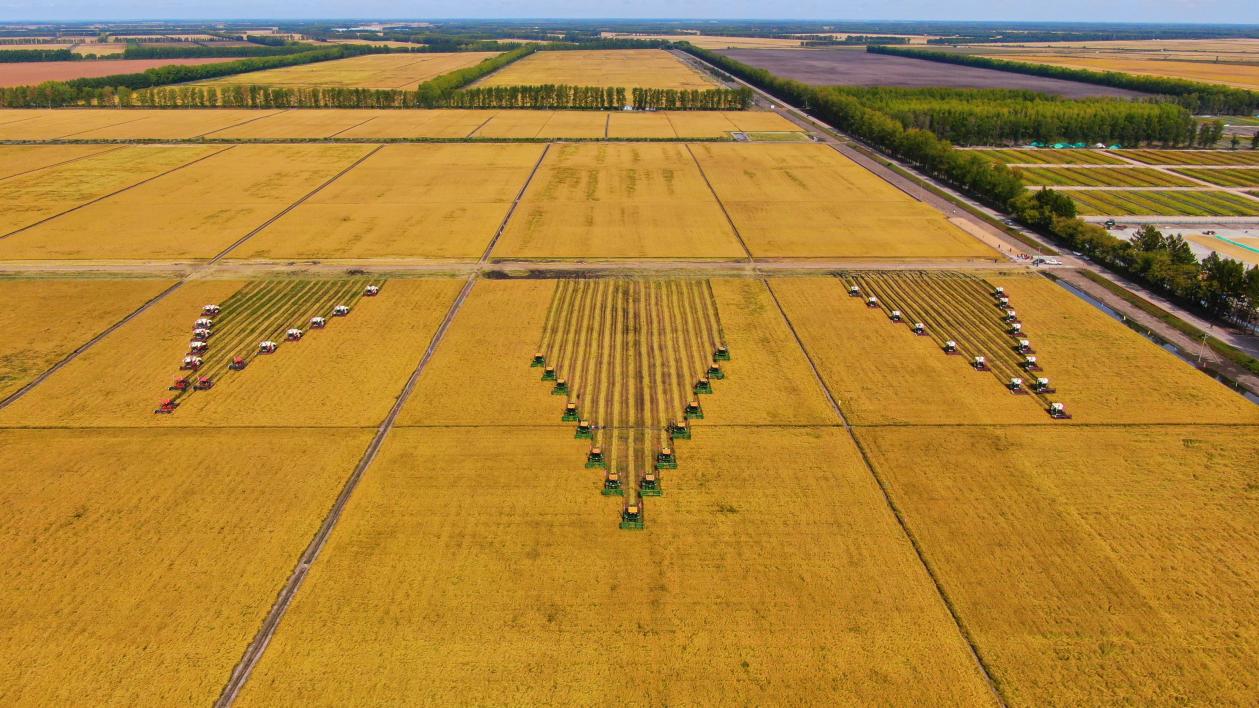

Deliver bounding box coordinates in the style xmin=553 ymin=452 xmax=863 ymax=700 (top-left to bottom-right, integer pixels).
xmin=0 ymin=279 xmax=185 ymax=410
xmin=762 ymin=278 xmax=1009 ymax=707
xmin=214 ymin=274 xmax=479 ymax=707
xmin=0 ymin=144 xmax=235 ymax=241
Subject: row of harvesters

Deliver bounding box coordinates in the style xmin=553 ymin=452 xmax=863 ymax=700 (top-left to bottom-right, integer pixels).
xmin=155 ymin=285 xmax=379 ymax=414
xmin=848 ymin=282 xmax=1070 ymax=419
xmin=533 ymin=341 xmax=731 ymax=529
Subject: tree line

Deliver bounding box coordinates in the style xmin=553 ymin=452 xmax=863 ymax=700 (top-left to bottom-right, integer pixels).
xmin=678 ymin=43 xmax=1259 ymax=343
xmin=869 ymin=45 xmax=1259 ymax=115
xmin=830 ymin=86 xmax=1196 ymax=146
xmin=0 ymin=49 xmax=76 ymax=62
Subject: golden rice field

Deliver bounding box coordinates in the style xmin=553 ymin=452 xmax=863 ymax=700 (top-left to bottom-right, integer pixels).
xmin=0 ymin=144 xmax=220 ymax=236
xmin=476 ymin=49 xmax=719 ymax=91
xmin=858 ymin=425 xmax=1259 ymax=704
xmin=0 ymin=278 xmax=173 ymax=401
xmin=690 ymin=143 xmax=999 ymax=259
xmin=0 ymin=144 xmax=375 ymax=260
xmin=996 ymin=53 xmax=1259 ymax=91
xmin=234 ymin=425 xmax=997 ymax=705
xmin=2 ymin=65 xmax=1257 ymax=705
xmin=196 ymin=51 xmax=502 ymax=90
xmin=771 ymin=274 xmax=1257 ymax=426
xmin=0 ymin=427 xmax=374 ymax=705
xmin=0 ymin=108 xmax=797 ymax=140
xmin=235 ymin=143 xmax=544 ymax=260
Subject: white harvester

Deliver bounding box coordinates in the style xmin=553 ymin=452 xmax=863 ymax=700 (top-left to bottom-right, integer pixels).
xmin=1003 ymin=309 xmax=1018 ymax=323
xmin=943 ymin=340 xmax=958 ymax=354
xmin=1048 ymin=402 xmax=1072 ymax=419
xmin=912 ymin=322 xmax=926 ymax=336
xmin=259 ymin=340 xmax=278 ymax=354
xmin=310 ymin=316 xmax=327 ymax=329
xmin=181 ymin=355 xmax=203 ymax=371
xmin=364 ymin=285 xmax=381 ymax=297
xmin=889 ymin=309 xmax=902 ymax=323
xmin=202 ymin=304 xmax=221 ymax=317
xmin=997 ymin=296 xmax=1010 ymax=308
xmin=1008 ymin=377 xmax=1024 ymax=393
xmin=1022 ymin=355 xmax=1041 ymax=371
xmin=1034 ymin=377 xmax=1055 ymax=393
xmin=194 ymin=318 xmax=214 ymax=330
xmin=192 ymin=327 xmax=212 ymax=340
xmin=1016 ymin=338 xmax=1033 ymax=354
xmin=332 ymin=305 xmax=350 ymax=316
xmin=188 ymin=340 xmax=208 ymax=354
xmin=1009 ymin=322 xmax=1023 ymax=335
xmin=993 ymin=286 xmax=1005 ymax=297
xmin=972 ymin=355 xmax=989 ymax=371
xmin=286 ymin=328 xmax=303 ymax=341
xmin=866 ymin=295 xmax=879 ymax=308
xmin=847 ymin=284 xmax=861 ymax=297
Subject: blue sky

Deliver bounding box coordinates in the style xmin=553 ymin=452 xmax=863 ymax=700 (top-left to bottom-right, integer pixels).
xmin=0 ymin=0 xmax=1255 ymax=23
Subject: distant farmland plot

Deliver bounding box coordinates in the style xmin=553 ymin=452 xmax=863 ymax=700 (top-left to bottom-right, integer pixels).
xmin=715 ymin=48 xmax=1145 ymax=97
xmin=1118 ymin=150 xmax=1259 ymax=166
xmin=973 ymin=149 xmax=1126 ymax=165
xmin=994 ymin=53 xmax=1259 ymax=91
xmin=197 ymin=51 xmax=500 ymax=89
xmin=1068 ymin=189 xmax=1259 ymax=217
xmin=476 ymin=49 xmax=718 ymax=91
xmin=1016 ymin=166 xmax=1197 ymax=187
xmin=1174 ymin=168 xmax=1259 ymax=188
xmin=0 ymin=57 xmax=229 ymax=87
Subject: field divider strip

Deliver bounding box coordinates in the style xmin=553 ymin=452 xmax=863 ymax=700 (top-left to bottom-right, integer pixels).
xmin=215 ymin=273 xmax=479 ymax=707
xmin=761 ymin=278 xmax=1008 ymax=707
xmin=466 ymin=113 xmax=497 ymax=139
xmin=683 ymin=143 xmax=754 ymax=261
xmin=0 ymin=279 xmax=186 ymax=411
xmin=207 ymin=144 xmax=386 ymax=263
xmin=0 ymin=144 xmax=237 ymax=242
xmin=55 ymin=113 xmax=155 ymax=139
xmin=0 ymin=144 xmax=124 ymax=184
xmin=481 ymin=143 xmax=550 ymax=262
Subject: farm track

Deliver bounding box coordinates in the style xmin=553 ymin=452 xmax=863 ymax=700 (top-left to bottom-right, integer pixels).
xmin=0 ymin=144 xmax=123 ymax=183
xmin=760 ymin=278 xmax=1008 ymax=707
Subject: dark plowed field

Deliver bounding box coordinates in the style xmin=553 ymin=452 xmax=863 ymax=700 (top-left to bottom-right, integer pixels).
xmin=718 ymin=49 xmax=1146 ymax=98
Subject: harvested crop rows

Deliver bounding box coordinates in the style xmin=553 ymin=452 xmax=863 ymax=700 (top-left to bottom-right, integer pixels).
xmin=532 ymin=279 xmax=730 ymax=527
xmin=840 ymin=271 xmax=1066 ymax=416
xmin=1016 ymin=166 xmax=1197 ymax=187
xmin=155 ymin=278 xmax=373 ymax=414
xmin=1068 ymin=189 xmax=1259 ymax=216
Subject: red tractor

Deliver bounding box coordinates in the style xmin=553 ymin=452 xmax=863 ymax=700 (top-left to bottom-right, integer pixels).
xmin=194 ymin=377 xmax=214 ymax=390
xmin=169 ymin=377 xmax=190 ymax=391
xmin=154 ymin=399 xmax=178 ymax=414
